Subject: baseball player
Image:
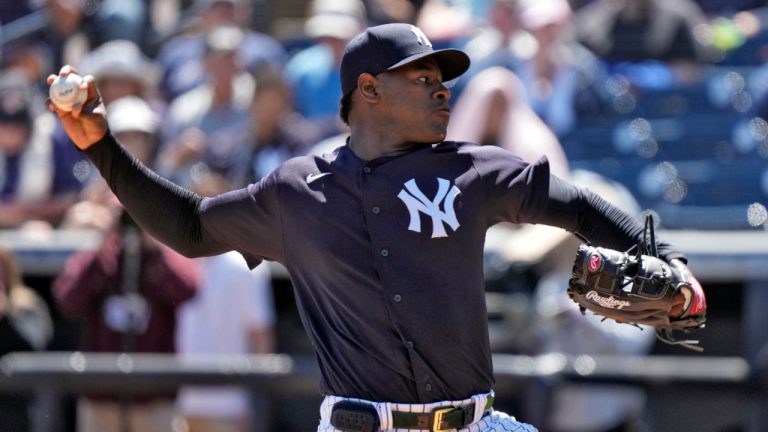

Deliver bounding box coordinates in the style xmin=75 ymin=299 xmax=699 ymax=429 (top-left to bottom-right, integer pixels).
xmin=49 ymin=23 xmax=704 ymax=432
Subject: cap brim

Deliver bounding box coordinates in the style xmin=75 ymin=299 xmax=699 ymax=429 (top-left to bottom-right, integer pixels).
xmin=386 ymin=48 xmax=470 ymax=83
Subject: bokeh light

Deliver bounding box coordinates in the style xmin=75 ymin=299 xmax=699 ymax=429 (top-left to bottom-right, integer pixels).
xmin=747 ymin=202 xmax=768 ymax=227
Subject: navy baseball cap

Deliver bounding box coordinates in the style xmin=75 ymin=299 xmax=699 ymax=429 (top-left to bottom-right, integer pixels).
xmin=340 ymin=23 xmax=470 ymax=97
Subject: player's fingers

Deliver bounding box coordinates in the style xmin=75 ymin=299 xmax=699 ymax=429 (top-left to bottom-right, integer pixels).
xmin=72 ymin=75 xmax=102 ymax=118
xmin=82 ymin=75 xmax=99 ymax=102
xmin=84 ymin=76 xmax=104 ymax=115
xmin=70 ymin=81 xmax=89 ymax=118
xmin=45 ymin=95 xmax=71 ymax=118
xmin=45 ymin=98 xmax=58 ymax=113
xmin=46 ymin=74 xmax=57 ymax=85
xmin=59 ymin=64 xmax=79 ymax=77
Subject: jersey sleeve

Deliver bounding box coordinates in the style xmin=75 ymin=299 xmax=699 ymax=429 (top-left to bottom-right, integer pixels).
xmin=198 ymin=170 xmax=285 ymax=267
xmin=83 ymin=133 xmax=285 ymax=267
xmin=471 ymin=145 xmax=552 ymax=225
xmin=538 ymin=175 xmax=686 ymax=263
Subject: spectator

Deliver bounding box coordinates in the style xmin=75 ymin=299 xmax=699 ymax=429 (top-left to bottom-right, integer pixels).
xmin=176 ymin=171 xmax=276 ymax=432
xmin=1 ymin=0 xmax=84 ymax=70
xmin=452 ymin=0 xmax=535 ymax=97
xmin=415 ymin=0 xmax=474 ymax=47
xmin=1 ymin=35 xmax=54 ymax=85
xmin=157 ymin=25 xmax=254 ymax=186
xmin=77 ymin=39 xmax=161 ymax=108
xmin=574 ymin=0 xmax=715 ymax=63
xmin=0 ymin=70 xmax=83 ymax=228
xmin=244 ymin=68 xmax=322 ymax=184
xmin=362 ymin=0 xmax=425 ymax=25
xmin=86 ymin=0 xmax=151 ymax=49
xmin=105 ymin=97 xmax=161 ymax=164
xmin=156 ymin=0 xmax=285 ymax=101
xmin=283 ymin=0 xmax=367 ymax=138
xmin=0 ymin=243 xmax=53 ymax=432
xmin=514 ymin=0 xmax=608 ymax=136
xmin=52 ymin=214 xmax=198 ymax=432
xmin=447 ymin=66 xmax=570 ymax=179
xmin=3 ymin=0 xmax=162 ymax=71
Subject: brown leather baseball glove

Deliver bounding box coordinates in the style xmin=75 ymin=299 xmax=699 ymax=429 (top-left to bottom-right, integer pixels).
xmin=566 ymin=217 xmax=707 ymax=351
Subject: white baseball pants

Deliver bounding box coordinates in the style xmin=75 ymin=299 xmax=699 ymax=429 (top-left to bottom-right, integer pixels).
xmin=316 ymin=391 xmax=538 ymax=432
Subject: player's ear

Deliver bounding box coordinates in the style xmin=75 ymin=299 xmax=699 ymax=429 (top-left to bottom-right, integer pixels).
xmin=357 ymin=73 xmax=379 ymax=103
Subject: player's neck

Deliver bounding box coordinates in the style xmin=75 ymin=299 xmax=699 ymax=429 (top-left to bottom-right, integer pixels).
xmin=349 ymin=132 xmax=403 ymax=160
xmin=347 ymin=128 xmax=416 ymax=161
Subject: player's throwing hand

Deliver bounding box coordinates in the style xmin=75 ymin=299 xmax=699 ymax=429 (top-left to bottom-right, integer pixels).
xmin=46 ymin=65 xmax=108 ymax=150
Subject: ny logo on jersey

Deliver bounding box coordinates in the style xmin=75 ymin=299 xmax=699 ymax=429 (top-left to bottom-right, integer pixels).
xmin=397 ymin=178 xmax=461 ymax=238
xmin=410 ymin=25 xmax=432 ymax=48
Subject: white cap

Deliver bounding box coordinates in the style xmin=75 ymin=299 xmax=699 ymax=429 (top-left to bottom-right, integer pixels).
xmin=518 ymin=0 xmax=571 ymax=30
xmin=79 ymin=40 xmax=158 ymax=87
xmin=107 ymin=96 xmax=159 ymax=135
xmin=205 ymin=25 xmax=245 ymax=53
xmin=305 ymin=0 xmax=366 ymax=40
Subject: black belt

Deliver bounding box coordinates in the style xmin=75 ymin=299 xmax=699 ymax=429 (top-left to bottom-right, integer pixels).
xmin=330 ymin=396 xmax=494 ymax=432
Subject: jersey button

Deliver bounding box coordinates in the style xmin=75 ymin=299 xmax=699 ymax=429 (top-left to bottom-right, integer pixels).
xmin=407 ymin=340 xmax=414 ymax=348
xmin=363 ymin=166 xmax=372 ymax=174
xmin=393 ymin=294 xmax=402 ymax=303
xmin=425 ymin=383 xmax=432 ymax=392
xmin=372 ymin=206 xmax=381 ymax=214
xmin=380 ymin=249 xmax=389 ymax=257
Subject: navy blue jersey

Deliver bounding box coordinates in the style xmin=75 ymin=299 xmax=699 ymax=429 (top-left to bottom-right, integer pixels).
xmin=85 ymin=134 xmax=684 ymax=403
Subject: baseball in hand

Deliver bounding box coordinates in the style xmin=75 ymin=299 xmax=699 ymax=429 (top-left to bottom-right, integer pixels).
xmin=49 ymin=74 xmax=88 ymax=112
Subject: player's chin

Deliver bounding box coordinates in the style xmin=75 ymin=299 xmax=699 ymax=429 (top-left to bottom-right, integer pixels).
xmin=424 ymin=122 xmax=449 ymax=142
xmin=418 ymin=130 xmax=447 ymax=145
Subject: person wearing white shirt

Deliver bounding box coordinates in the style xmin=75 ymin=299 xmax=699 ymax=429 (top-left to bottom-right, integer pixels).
xmin=176 ymin=250 xmax=275 ymax=432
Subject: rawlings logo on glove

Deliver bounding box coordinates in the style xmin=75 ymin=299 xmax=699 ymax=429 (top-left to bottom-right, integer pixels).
xmin=585 ymin=291 xmax=631 ymax=309
xmin=566 ymin=215 xmax=707 ymax=351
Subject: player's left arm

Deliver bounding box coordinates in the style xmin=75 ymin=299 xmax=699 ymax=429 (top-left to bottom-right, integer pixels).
xmin=537 ymin=175 xmax=681 ymax=259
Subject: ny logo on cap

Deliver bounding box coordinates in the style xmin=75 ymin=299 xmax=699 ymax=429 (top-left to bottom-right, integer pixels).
xmin=398 ymin=178 xmax=460 ymax=238
xmin=410 ymin=25 xmax=432 ymax=48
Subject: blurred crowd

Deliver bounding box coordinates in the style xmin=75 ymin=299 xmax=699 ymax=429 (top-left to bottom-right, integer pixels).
xmin=2 ymin=0 xmax=768 ymax=431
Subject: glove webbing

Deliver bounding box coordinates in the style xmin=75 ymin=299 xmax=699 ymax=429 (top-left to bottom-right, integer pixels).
xmin=636 ymin=214 xmax=702 ymax=352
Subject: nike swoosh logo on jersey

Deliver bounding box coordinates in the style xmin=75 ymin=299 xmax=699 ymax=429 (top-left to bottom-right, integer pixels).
xmin=306 ymin=172 xmax=332 ymax=184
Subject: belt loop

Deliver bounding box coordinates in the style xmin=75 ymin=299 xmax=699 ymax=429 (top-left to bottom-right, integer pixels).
xmin=471 ymin=391 xmax=494 ymax=424
xmin=470 ymin=394 xmax=484 ymax=424
xmin=321 ymin=395 xmax=339 ymax=423
xmin=376 ymin=401 xmax=392 ymax=430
